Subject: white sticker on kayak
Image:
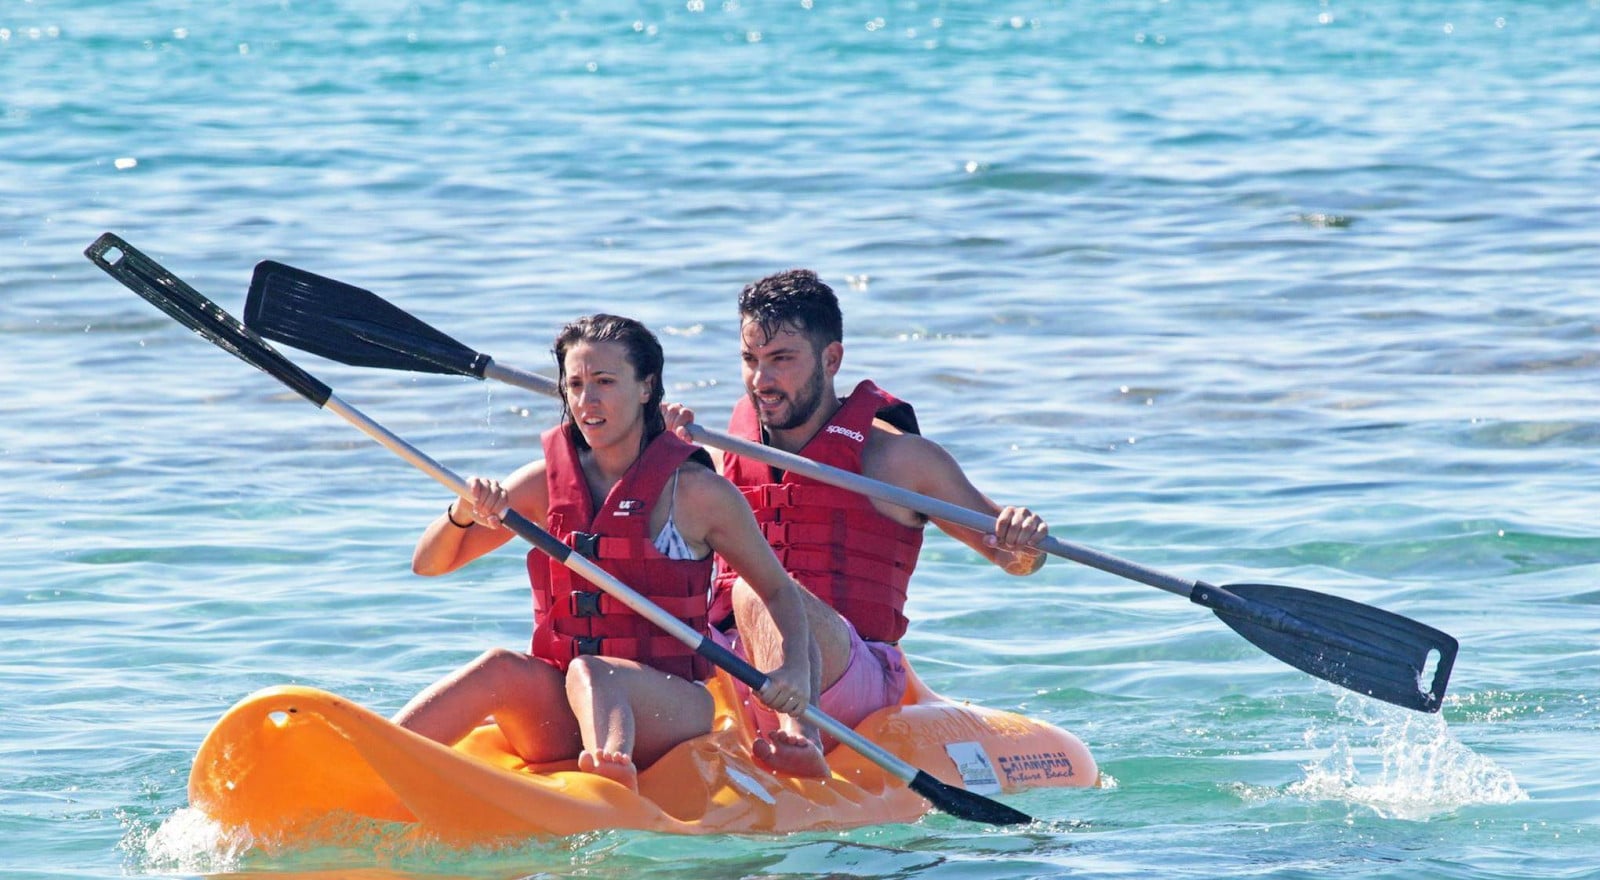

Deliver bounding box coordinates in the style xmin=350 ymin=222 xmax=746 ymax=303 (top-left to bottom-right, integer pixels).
xmin=725 ymin=765 xmax=778 ymax=805
xmin=944 ymin=742 xmax=1001 ymax=795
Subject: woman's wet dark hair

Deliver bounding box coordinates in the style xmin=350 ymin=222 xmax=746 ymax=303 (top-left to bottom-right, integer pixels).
xmin=552 ymin=314 xmax=665 ymax=449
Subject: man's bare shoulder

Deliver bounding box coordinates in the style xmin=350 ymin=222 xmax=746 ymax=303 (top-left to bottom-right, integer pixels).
xmin=864 ymin=420 xmax=960 ymax=487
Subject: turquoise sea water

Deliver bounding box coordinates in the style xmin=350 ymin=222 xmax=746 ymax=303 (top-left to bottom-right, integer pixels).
xmin=4 ymin=1 xmax=1597 ymax=877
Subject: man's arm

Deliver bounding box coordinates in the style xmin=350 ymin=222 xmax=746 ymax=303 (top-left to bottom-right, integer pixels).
xmin=872 ymin=430 xmax=1048 ymax=575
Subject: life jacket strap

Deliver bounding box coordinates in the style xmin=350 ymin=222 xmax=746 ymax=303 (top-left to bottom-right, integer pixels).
xmin=565 ymin=589 xmax=709 ymax=619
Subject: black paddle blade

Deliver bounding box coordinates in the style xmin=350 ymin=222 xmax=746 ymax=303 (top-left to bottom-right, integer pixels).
xmin=909 ymin=771 xmax=1032 ymax=827
xmin=1196 ymin=582 xmax=1457 ymax=713
xmin=245 ymin=261 xmax=490 ymax=379
xmin=85 ymin=234 xmax=332 ymax=407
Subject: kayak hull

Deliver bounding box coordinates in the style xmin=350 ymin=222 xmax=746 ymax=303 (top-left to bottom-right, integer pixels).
xmin=188 ymin=665 xmax=1096 ymax=844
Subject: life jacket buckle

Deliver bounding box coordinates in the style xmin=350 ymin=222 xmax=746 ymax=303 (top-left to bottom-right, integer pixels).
xmin=571 ymin=531 xmax=601 ymax=559
xmin=573 ymin=635 xmax=603 ymax=656
xmin=570 ymin=590 xmax=603 ymax=618
xmin=759 ymin=484 xmax=796 ymax=508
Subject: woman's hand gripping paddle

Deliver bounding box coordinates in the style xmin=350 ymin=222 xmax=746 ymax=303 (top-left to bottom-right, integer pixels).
xmin=240 ymin=259 xmax=1459 ymax=714
xmin=83 ymin=233 xmax=1033 ymax=828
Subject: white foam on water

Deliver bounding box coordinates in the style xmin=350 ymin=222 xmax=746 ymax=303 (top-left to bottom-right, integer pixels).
xmin=1288 ymin=692 xmax=1527 ymax=820
xmin=119 ymin=806 xmax=249 ymax=874
xmin=121 ymin=804 xmax=586 ymax=875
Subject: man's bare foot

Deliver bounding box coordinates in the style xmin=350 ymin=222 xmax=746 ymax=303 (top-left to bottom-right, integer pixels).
xmin=752 ymin=729 xmax=830 ymax=779
xmin=578 ymin=748 xmax=640 ymax=791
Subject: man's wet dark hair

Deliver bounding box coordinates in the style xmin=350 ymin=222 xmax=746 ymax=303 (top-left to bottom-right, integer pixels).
xmin=737 ymin=269 xmax=843 ymax=354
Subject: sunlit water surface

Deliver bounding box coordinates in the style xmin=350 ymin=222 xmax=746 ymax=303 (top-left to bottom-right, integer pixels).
xmin=3 ymin=2 xmax=1595 ymax=878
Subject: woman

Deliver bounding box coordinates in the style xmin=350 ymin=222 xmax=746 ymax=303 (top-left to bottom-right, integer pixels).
xmin=395 ymin=314 xmax=822 ymax=790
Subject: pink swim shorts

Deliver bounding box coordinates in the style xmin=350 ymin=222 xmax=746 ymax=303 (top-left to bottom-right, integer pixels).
xmin=712 ymin=619 xmax=908 ymax=737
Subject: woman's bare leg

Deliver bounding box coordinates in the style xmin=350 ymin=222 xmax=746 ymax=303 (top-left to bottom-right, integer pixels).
xmin=394 ymin=647 xmax=581 ymax=763
xmin=564 ymin=655 xmax=714 ymax=790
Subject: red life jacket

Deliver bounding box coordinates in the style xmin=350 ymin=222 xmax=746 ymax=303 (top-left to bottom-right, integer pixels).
xmin=528 ymin=426 xmax=715 ymax=681
xmin=712 ymin=379 xmax=924 ymax=643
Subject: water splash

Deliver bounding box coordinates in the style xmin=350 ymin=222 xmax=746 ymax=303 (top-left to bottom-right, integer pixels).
xmin=1288 ymin=693 xmax=1527 ymax=820
xmin=120 ymin=806 xmax=249 ymax=874
xmin=122 ymin=807 xmax=436 ymax=873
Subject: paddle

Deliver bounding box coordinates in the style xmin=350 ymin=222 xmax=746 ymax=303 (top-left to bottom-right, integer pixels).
xmin=241 ymin=259 xmax=1461 ymax=714
xmin=83 ymin=234 xmax=1033 ymax=828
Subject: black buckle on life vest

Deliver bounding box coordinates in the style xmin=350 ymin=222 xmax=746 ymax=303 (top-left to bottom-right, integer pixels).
xmin=570 ymin=590 xmax=603 ymax=618
xmin=571 ymin=531 xmax=601 ymax=559
xmin=573 ymin=635 xmax=603 ymax=656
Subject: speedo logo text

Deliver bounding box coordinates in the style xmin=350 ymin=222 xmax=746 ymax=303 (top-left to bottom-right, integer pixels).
xmin=825 ymin=425 xmax=866 ymax=443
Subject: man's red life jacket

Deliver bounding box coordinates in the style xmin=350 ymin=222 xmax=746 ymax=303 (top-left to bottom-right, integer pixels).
xmin=713 ymin=379 xmax=924 ymax=643
xmin=528 ymin=425 xmax=715 ymax=681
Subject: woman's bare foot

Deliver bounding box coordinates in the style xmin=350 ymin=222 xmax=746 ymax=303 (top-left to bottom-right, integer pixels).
xmin=752 ymin=729 xmax=830 ymax=779
xmin=578 ymin=748 xmax=640 ymax=791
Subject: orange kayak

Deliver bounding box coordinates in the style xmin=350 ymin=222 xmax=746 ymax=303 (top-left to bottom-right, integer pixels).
xmin=188 ymin=662 xmax=1096 ymax=845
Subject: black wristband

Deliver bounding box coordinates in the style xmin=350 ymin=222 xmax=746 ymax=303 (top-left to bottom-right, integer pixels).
xmin=446 ymin=502 xmax=473 ymax=529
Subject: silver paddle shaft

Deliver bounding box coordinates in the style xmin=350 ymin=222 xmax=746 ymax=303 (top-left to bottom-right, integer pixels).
xmin=483 ymin=360 xmax=1197 ymax=597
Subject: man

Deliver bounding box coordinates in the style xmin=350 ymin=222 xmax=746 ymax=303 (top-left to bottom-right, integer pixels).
xmin=670 ymin=269 xmax=1050 ymax=776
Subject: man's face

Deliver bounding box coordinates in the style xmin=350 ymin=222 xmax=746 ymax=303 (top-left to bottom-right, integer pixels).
xmin=740 ymin=320 xmax=833 ymax=432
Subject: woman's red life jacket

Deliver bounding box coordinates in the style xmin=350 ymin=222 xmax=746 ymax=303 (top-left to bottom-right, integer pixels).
xmin=528 ymin=426 xmax=715 ymax=681
xmin=712 ymin=379 xmax=924 ymax=643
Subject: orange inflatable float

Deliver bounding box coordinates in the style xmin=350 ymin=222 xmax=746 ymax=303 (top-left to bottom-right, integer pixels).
xmin=188 ymin=662 xmax=1096 ymax=845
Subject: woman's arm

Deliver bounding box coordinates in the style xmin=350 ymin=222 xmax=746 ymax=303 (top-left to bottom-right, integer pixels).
xmin=681 ymin=468 xmax=813 ymax=715
xmin=412 ymin=459 xmax=547 ymax=576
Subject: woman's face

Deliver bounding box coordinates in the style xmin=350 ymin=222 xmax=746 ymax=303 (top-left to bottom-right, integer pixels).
xmin=561 ymin=340 xmax=653 ymax=451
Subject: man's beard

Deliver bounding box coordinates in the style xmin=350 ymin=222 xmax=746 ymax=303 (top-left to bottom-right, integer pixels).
xmin=755 ymin=365 xmax=827 ymax=431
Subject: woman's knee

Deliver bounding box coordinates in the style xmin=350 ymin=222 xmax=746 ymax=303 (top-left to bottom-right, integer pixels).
xmin=463 ymin=646 xmax=538 ymax=687
xmin=563 ymin=655 xmax=612 ymax=697
xmin=471 ymin=645 xmax=520 ymax=671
